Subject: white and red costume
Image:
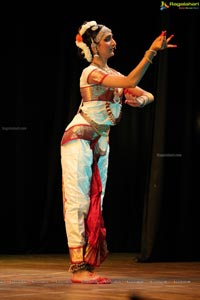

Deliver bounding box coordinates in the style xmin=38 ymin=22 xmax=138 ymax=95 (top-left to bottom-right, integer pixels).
xmin=61 ymin=65 xmax=123 ymax=269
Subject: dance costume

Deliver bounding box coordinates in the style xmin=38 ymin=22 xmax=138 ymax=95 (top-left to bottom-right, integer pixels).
xmin=61 ymin=65 xmax=123 ymax=271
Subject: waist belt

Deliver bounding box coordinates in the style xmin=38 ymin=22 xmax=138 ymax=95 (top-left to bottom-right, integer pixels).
xmin=80 ymin=110 xmax=110 ymax=137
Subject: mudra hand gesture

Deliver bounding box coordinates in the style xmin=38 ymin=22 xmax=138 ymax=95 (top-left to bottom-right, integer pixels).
xmin=124 ymin=31 xmax=177 ymax=108
xmin=149 ymin=30 xmax=177 ymax=52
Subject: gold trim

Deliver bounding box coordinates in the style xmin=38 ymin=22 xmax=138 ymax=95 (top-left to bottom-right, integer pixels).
xmin=69 ymin=246 xmax=84 ymax=263
xmin=105 ymin=102 xmax=122 ymax=125
xmin=80 ymin=110 xmax=110 ymax=137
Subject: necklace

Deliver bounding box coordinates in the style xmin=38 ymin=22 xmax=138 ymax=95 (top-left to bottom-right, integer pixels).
xmin=91 ymin=63 xmax=111 ymax=73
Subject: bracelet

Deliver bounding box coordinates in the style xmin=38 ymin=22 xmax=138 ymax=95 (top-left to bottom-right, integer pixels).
xmin=145 ymin=49 xmax=157 ymax=56
xmin=144 ymin=56 xmax=153 ymax=64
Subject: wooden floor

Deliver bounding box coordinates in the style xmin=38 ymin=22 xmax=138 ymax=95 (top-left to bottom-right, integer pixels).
xmin=0 ymin=253 xmax=199 ymax=300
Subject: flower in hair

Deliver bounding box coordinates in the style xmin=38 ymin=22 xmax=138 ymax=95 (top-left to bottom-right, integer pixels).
xmin=76 ymin=34 xmax=83 ymax=42
xmin=75 ymin=40 xmax=92 ymax=62
xmin=79 ymin=21 xmax=97 ymax=36
xmin=75 ymin=21 xmax=98 ymax=62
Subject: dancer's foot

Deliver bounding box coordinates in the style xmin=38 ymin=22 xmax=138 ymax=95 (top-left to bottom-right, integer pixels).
xmin=71 ymin=270 xmax=111 ymax=284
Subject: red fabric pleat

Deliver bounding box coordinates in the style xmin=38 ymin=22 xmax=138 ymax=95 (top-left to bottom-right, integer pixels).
xmin=84 ymin=142 xmax=109 ymax=267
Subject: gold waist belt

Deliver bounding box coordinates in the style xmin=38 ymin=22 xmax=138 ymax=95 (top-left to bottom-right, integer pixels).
xmin=80 ymin=110 xmax=110 ymax=137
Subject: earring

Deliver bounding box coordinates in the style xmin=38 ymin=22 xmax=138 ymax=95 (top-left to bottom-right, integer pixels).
xmin=91 ymin=39 xmax=99 ymax=57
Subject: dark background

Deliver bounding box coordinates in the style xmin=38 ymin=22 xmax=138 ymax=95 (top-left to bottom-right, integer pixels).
xmin=1 ymin=4 xmax=199 ymax=261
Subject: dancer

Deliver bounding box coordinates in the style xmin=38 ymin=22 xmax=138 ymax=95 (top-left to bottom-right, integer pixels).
xmin=61 ymin=20 xmax=177 ymax=284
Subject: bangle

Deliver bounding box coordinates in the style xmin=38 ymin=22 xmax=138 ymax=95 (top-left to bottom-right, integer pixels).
xmin=145 ymin=49 xmax=157 ymax=56
xmin=144 ymin=56 xmax=153 ymax=64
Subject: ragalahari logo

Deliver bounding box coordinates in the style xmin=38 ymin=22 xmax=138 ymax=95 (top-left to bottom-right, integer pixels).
xmin=160 ymin=1 xmax=170 ymax=10
xmin=160 ymin=1 xmax=199 ymax=10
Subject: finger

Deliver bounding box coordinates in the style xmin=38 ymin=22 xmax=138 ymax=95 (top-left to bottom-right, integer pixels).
xmin=167 ymin=34 xmax=175 ymax=42
xmin=167 ymin=44 xmax=178 ymax=48
xmin=159 ymin=31 xmax=167 ymax=49
xmin=160 ymin=30 xmax=167 ymax=37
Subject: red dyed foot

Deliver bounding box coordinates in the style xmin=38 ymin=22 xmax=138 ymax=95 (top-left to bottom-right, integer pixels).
xmin=71 ymin=271 xmax=111 ymax=284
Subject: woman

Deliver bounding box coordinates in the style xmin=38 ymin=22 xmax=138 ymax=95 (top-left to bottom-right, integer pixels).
xmin=61 ymin=20 xmax=177 ymax=284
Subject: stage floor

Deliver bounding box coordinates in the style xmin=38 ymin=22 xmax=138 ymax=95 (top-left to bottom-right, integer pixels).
xmin=0 ymin=253 xmax=199 ymax=300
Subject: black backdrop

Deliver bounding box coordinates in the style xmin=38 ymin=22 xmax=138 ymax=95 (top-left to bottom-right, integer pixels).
xmin=1 ymin=5 xmax=199 ymax=261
